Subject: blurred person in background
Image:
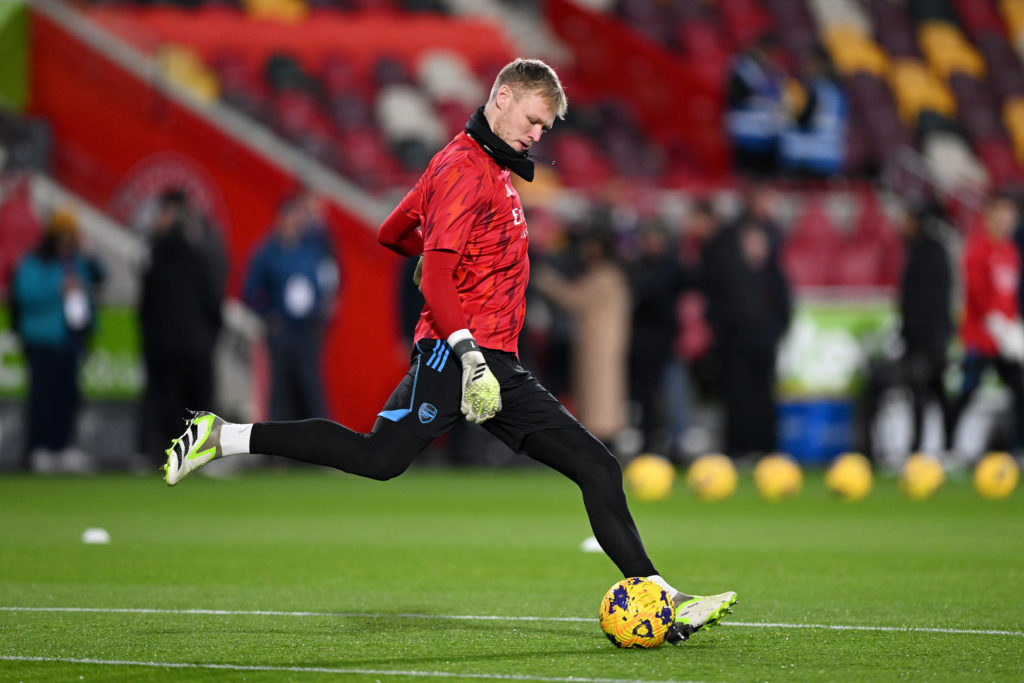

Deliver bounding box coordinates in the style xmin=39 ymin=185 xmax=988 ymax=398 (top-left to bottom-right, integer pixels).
xmin=701 ymin=189 xmax=790 ymax=459
xmin=243 ymin=190 xmax=340 ymax=422
xmin=164 ymin=59 xmax=736 ymax=641
xmin=533 ymin=227 xmax=631 ymax=449
xmin=138 ymin=188 xmax=225 ymax=467
xmin=725 ymin=34 xmax=787 ymax=177
xmin=946 ymin=192 xmax=1024 ymax=456
xmin=898 ymin=203 xmax=953 ymax=454
xmin=626 ymin=218 xmax=696 ymax=456
xmin=11 ymin=207 xmax=104 ymax=473
xmin=778 ymin=46 xmax=848 ymax=178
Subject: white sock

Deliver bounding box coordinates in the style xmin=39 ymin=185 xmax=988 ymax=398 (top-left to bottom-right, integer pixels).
xmin=220 ymin=423 xmax=253 ymax=456
xmin=646 ymin=574 xmax=683 ymax=600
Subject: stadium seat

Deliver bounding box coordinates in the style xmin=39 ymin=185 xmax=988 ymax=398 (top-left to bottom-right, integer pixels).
xmin=765 ymin=0 xmax=818 ymax=60
xmin=241 ymin=0 xmax=309 ymax=23
xmin=375 ymin=84 xmax=447 ymax=151
xmin=807 ymin=0 xmax=871 ymax=35
xmin=1004 ymin=95 xmax=1024 ymax=164
xmin=999 ymin=0 xmax=1024 ymax=42
xmin=717 ymin=0 xmax=775 ymax=52
xmin=823 ymin=24 xmax=891 ymax=78
xmin=908 ymin=0 xmax=960 ymax=25
xmin=416 ymin=49 xmax=485 ymax=107
xmin=976 ymin=31 xmax=1024 ymax=101
xmin=549 ymin=132 xmax=613 ymax=189
xmin=889 ymin=59 xmax=957 ymax=125
xmin=319 ymin=54 xmax=372 ymax=100
xmin=156 ymin=44 xmax=220 ymax=103
xmin=867 ymin=0 xmax=920 ymax=59
xmin=951 ymin=0 xmax=1005 ymax=40
xmin=917 ymin=21 xmax=986 ymax=79
xmin=264 ymin=52 xmax=316 ymax=94
xmin=327 ymin=93 xmax=374 ymax=134
xmin=921 ymin=130 xmax=989 ymax=195
xmin=949 ymin=72 xmax=1006 ymax=144
xmin=976 ymin=135 xmax=1024 ymax=190
xmin=846 ymin=72 xmax=911 ymax=168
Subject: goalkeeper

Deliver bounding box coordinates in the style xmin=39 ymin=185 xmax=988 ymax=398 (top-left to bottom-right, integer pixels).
xmin=163 ymin=58 xmax=735 ymax=643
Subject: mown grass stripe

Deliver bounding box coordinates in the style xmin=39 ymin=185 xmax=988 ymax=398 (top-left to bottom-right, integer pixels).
xmin=1 ymin=606 xmax=1021 ymax=637
xmin=0 ymin=655 xmax=701 ymax=683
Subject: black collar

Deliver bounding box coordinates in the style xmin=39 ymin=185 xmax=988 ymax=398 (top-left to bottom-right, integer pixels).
xmin=465 ymin=106 xmax=535 ymax=182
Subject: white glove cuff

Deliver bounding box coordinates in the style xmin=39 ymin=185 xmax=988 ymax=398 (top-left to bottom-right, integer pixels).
xmin=447 ymin=328 xmax=474 ymax=348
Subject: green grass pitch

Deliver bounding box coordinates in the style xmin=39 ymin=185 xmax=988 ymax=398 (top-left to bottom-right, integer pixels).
xmin=1 ymin=465 xmax=1022 ymax=682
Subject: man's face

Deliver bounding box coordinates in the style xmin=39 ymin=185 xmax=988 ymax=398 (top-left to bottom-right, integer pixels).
xmin=490 ymin=85 xmax=556 ymax=153
xmin=987 ymin=199 xmax=1019 ymax=240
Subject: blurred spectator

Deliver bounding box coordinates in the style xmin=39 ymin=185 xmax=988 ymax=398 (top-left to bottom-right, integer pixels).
xmin=725 ymin=34 xmax=787 ymax=176
xmin=946 ymin=193 xmax=1024 ymax=454
xmin=898 ymin=203 xmax=953 ymax=452
xmin=533 ymin=228 xmax=631 ymax=448
xmin=627 ymin=219 xmax=696 ymax=456
xmin=138 ymin=189 xmax=226 ymax=466
xmin=701 ymin=192 xmax=791 ymax=459
xmin=243 ymin=191 xmax=340 ymax=421
xmin=11 ymin=208 xmax=104 ymax=473
xmin=778 ymin=47 xmax=848 ymax=177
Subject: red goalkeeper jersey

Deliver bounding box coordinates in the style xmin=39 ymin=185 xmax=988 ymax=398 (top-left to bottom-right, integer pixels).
xmin=960 ymin=219 xmax=1021 ymax=355
xmin=411 ymin=131 xmax=530 ymax=353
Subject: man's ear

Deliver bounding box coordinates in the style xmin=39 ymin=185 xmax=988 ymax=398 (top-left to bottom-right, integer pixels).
xmin=494 ymin=84 xmax=513 ymax=111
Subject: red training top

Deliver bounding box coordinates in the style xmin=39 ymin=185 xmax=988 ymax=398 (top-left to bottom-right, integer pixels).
xmin=379 ymin=131 xmax=530 ymax=353
xmin=960 ymin=217 xmax=1021 ymax=355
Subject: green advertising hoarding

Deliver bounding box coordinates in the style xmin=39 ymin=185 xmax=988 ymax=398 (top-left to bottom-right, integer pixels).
xmin=0 ymin=306 xmax=142 ymax=400
xmin=0 ymin=0 xmax=28 ymax=111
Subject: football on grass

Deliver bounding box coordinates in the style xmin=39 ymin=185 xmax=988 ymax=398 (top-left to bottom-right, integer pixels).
xmin=753 ymin=453 xmax=803 ymax=501
xmin=598 ymin=577 xmax=675 ymax=648
xmin=624 ymin=454 xmax=675 ymax=502
xmin=825 ymin=452 xmax=873 ymax=501
xmin=973 ymin=452 xmax=1019 ymax=500
xmin=899 ymin=453 xmax=945 ymax=500
xmin=685 ymin=454 xmax=738 ymax=502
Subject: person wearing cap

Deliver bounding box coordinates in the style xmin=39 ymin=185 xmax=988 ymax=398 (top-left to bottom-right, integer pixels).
xmin=11 ymin=207 xmax=104 ymax=472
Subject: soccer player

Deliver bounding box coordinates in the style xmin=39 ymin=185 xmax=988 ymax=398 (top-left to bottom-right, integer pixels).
xmin=946 ymin=192 xmax=1024 ymax=453
xmin=163 ymin=58 xmax=737 ymax=643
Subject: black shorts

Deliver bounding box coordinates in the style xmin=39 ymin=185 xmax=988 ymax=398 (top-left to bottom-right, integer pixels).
xmin=377 ymin=338 xmax=579 ymax=450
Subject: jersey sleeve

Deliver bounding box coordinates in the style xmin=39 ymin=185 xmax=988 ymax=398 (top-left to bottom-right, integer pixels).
xmin=963 ymin=238 xmax=994 ymax=317
xmin=377 ymin=186 xmax=423 ymax=257
xmin=420 ymin=155 xmax=489 ymax=255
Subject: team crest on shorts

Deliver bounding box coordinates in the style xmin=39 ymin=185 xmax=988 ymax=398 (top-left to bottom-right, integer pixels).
xmin=418 ymin=402 xmax=437 ymax=424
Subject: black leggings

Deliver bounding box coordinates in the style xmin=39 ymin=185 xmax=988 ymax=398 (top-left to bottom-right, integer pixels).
xmin=251 ymin=418 xmax=657 ymax=578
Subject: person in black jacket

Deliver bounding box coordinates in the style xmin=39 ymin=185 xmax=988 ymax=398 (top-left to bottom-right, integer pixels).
xmin=700 ymin=198 xmax=791 ymax=459
xmin=628 ymin=219 xmax=696 ymax=456
xmin=138 ymin=189 xmax=226 ymax=465
xmin=899 ymin=204 xmax=953 ymax=452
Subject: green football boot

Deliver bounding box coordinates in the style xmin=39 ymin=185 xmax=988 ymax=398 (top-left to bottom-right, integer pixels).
xmin=163 ymin=411 xmax=225 ymax=486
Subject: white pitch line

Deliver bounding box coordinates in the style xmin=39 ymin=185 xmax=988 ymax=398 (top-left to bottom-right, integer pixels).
xmin=1 ymin=606 xmax=1022 ymax=638
xmin=0 ymin=655 xmax=703 ymax=683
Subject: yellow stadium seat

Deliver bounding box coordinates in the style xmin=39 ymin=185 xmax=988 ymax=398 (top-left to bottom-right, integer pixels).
xmin=1004 ymin=96 xmax=1024 ymax=165
xmin=1000 ymin=0 xmax=1024 ymax=40
xmin=918 ymin=21 xmax=986 ymax=79
xmin=242 ymin=0 xmax=308 ymax=24
xmin=824 ymin=24 xmax=891 ymax=77
xmin=156 ymin=44 xmax=220 ymax=104
xmin=889 ymin=59 xmax=957 ymax=125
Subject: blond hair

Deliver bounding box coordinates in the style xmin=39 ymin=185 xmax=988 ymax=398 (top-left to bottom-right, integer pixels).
xmin=488 ymin=58 xmax=568 ymax=119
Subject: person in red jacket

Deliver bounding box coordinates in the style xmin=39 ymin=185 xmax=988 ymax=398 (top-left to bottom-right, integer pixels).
xmin=946 ymin=192 xmax=1024 ymax=453
xmin=159 ymin=58 xmax=736 ymax=643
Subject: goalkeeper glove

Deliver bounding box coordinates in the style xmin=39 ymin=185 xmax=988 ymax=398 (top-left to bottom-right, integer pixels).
xmin=985 ymin=312 xmax=1024 ymax=362
xmin=449 ymin=330 xmax=502 ymax=424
